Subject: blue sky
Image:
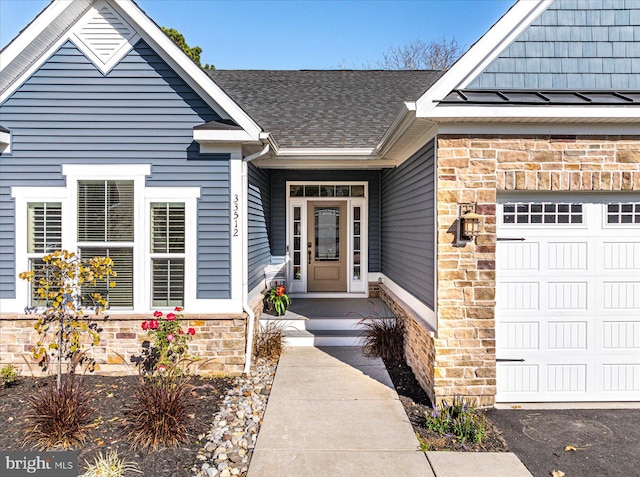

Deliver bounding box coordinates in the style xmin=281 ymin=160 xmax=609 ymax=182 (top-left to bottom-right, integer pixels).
xmin=0 ymin=0 xmax=514 ymax=69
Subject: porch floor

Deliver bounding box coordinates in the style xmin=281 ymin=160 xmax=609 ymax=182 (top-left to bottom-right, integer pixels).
xmin=281 ymin=297 xmax=393 ymax=320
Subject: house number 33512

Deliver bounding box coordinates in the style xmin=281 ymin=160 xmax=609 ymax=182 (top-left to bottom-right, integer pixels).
xmin=233 ymin=194 xmax=239 ymax=237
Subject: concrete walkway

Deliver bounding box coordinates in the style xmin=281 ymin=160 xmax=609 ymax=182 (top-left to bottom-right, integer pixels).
xmin=247 ymin=347 xmax=533 ymax=477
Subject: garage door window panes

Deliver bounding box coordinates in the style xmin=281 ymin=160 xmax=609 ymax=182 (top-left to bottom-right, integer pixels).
xmin=606 ymin=203 xmax=640 ymax=224
xmin=503 ymin=203 xmax=583 ymax=224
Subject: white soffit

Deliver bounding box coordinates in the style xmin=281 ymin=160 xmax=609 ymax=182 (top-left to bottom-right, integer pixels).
xmin=71 ymin=1 xmax=140 ymax=75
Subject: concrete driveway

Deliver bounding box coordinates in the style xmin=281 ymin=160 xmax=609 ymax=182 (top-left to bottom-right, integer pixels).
xmin=486 ymin=408 xmax=640 ymax=477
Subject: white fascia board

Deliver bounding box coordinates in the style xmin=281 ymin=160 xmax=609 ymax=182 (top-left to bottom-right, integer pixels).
xmin=0 ymin=0 xmax=73 ymax=68
xmin=251 ymin=158 xmax=396 ymax=170
xmin=416 ymin=0 xmax=552 ymax=118
xmin=276 ymin=147 xmax=377 ymax=157
xmin=375 ymin=101 xmax=417 ymax=155
xmin=429 ymin=106 xmax=640 ymax=121
xmin=112 ymin=0 xmax=262 ymax=140
xmin=437 ymin=122 xmax=640 ymax=136
xmin=193 ymin=128 xmax=260 ymax=144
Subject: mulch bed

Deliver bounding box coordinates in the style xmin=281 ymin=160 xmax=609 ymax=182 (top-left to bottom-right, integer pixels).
xmin=383 ymin=357 xmax=510 ymax=452
xmin=0 ymin=373 xmax=233 ymax=476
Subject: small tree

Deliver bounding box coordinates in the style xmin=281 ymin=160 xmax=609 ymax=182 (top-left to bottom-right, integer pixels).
xmin=19 ymin=250 xmax=116 ymax=388
xmin=376 ymin=36 xmax=463 ymax=71
xmin=161 ymin=27 xmax=214 ymax=70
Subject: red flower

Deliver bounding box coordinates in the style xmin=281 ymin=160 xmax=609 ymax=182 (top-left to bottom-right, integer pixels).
xmin=166 ymin=313 xmax=176 ymax=321
xmin=149 ymin=320 xmax=159 ymax=330
xmin=188 ymin=328 xmax=196 ymax=336
xmin=179 ymin=329 xmax=184 ymax=335
xmin=153 ymin=310 xmax=162 ymax=318
xmin=277 ymin=286 xmax=285 ymax=297
xmin=174 ymin=306 xmax=183 ymax=312
xmin=141 ymin=321 xmax=149 ymax=330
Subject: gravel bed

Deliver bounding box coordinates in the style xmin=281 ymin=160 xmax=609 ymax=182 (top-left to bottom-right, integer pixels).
xmin=192 ymin=358 xmax=277 ymax=477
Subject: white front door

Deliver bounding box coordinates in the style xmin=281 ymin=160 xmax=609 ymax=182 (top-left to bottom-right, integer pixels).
xmin=496 ymin=194 xmax=640 ymax=402
xmin=287 ymin=182 xmax=367 ymax=296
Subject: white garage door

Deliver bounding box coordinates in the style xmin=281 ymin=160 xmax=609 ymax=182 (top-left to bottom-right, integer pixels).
xmin=496 ymin=194 xmax=640 ymax=402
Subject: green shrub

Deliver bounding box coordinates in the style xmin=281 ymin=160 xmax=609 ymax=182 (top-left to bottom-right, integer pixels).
xmin=425 ymin=396 xmax=486 ymax=444
xmin=1 ymin=364 xmax=19 ymax=387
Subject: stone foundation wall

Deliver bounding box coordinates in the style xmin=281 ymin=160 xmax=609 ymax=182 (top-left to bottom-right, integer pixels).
xmin=379 ymin=284 xmax=436 ymax=405
xmin=368 ymin=281 xmax=380 ymax=298
xmin=0 ymin=313 xmax=248 ymax=376
xmin=436 ymin=134 xmax=640 ymax=407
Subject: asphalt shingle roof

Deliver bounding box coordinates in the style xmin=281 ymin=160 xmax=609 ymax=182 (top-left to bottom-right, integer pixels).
xmin=207 ymin=70 xmax=443 ymax=149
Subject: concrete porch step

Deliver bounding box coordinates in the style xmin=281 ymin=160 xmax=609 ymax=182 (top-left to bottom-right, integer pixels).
xmin=260 ymin=298 xmax=393 ymax=347
xmin=260 ymin=316 xmax=366 ymax=331
xmin=282 ymin=329 xmax=365 ymax=347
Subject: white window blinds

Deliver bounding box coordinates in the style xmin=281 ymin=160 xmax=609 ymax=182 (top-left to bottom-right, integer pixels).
xmin=79 ymin=247 xmax=133 ymax=308
xmin=151 ymin=203 xmax=185 ymax=307
xmin=78 ymin=180 xmax=134 ymax=242
xmin=27 ymin=202 xmax=62 ymax=253
xmin=78 ymin=180 xmax=134 ymax=307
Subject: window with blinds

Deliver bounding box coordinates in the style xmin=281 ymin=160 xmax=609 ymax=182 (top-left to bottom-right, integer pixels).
xmin=78 ymin=180 xmax=134 ymax=242
xmin=79 ymin=247 xmax=133 ymax=308
xmin=151 ymin=203 xmax=185 ymax=307
xmin=78 ymin=180 xmax=134 ymax=307
xmin=26 ymin=202 xmax=62 ymax=307
xmin=28 ymin=202 xmax=62 ymax=253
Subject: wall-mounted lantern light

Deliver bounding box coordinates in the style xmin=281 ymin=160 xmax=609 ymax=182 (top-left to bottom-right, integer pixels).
xmin=457 ymin=203 xmax=482 ymax=244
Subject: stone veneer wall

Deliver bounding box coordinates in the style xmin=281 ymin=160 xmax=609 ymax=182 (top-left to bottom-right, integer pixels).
xmin=436 ymin=134 xmax=640 ymax=407
xmin=0 ymin=313 xmax=248 ymax=376
xmin=378 ymin=284 xmax=436 ymax=405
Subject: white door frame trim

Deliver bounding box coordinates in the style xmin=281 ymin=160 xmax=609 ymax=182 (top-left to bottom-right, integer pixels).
xmin=286 ymin=181 xmax=368 ymax=298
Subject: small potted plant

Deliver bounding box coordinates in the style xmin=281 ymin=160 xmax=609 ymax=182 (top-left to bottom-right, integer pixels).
xmin=264 ymin=285 xmax=291 ymax=316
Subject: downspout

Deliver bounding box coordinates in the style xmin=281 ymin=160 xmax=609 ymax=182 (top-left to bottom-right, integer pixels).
xmin=242 ymin=144 xmax=270 ymax=374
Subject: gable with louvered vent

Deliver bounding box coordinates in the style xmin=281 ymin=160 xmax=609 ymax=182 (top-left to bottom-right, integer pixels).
xmin=72 ymin=1 xmax=140 ymax=74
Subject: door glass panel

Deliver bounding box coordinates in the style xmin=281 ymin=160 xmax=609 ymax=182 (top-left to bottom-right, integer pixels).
xmin=315 ymin=207 xmax=339 ymax=261
xmin=293 ymin=206 xmax=302 ymax=280
xmin=353 ymin=206 xmax=362 ymax=280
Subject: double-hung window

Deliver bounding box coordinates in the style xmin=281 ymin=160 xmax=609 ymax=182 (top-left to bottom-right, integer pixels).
xmin=14 ymin=164 xmax=200 ymax=312
xmin=150 ymin=203 xmax=185 ymax=307
xmin=77 ymin=180 xmax=134 ymax=307
xmin=27 ymin=202 xmax=62 ymax=306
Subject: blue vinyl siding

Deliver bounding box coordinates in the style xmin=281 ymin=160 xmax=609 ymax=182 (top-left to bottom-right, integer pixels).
xmin=380 ymin=140 xmax=435 ymax=309
xmin=247 ymin=164 xmax=272 ymax=292
xmin=469 ymin=0 xmax=640 ymax=89
xmin=270 ymin=170 xmax=381 ymax=273
xmin=0 ymin=40 xmax=231 ymax=299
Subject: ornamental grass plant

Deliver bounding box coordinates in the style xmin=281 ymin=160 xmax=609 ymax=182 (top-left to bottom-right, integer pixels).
xmin=254 ymin=320 xmax=288 ymax=362
xmin=23 ymin=373 xmax=94 ymax=450
xmin=122 ymin=365 xmax=195 ymax=451
xmin=356 ymin=304 xmax=405 ymax=361
xmin=81 ymin=449 xmax=141 ymax=477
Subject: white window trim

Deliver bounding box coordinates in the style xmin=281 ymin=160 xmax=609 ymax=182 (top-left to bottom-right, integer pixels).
xmin=64 ymin=165 xmax=149 ymax=311
xmin=4 ymin=164 xmax=246 ymax=314
xmin=9 ymin=187 xmax=69 ymax=311
xmin=286 ymin=181 xmax=368 ymax=297
xmin=144 ymin=188 xmax=200 ymax=311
